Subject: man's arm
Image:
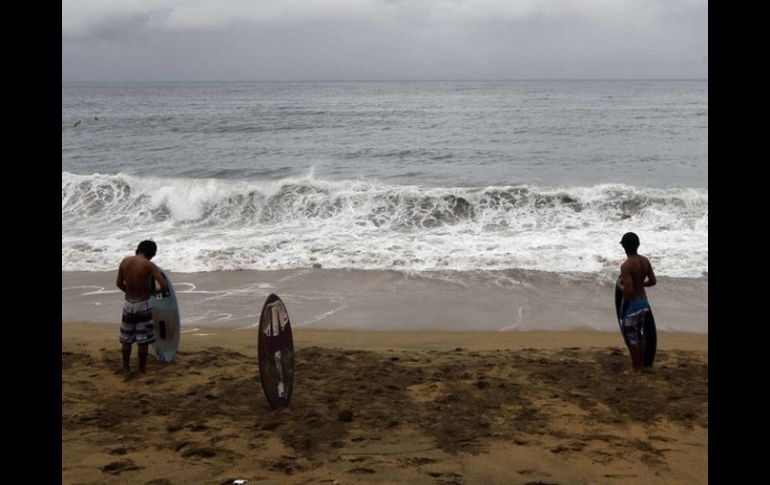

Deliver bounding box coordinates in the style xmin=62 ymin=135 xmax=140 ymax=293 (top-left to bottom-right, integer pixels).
xmin=150 ymin=263 xmax=168 ymax=294
xmin=618 ymin=264 xmax=634 ymax=298
xmin=643 ymin=259 xmax=657 ymax=287
xmin=116 ymin=261 xmax=127 ymax=293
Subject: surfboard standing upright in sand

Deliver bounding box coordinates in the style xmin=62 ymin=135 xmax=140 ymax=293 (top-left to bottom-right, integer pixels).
xmin=258 ymin=294 xmax=295 ymax=409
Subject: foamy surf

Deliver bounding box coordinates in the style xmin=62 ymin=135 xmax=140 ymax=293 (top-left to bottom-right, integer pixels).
xmin=62 ymin=172 xmax=707 ymax=277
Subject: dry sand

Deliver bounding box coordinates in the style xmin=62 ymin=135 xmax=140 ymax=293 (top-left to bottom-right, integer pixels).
xmin=62 ymin=323 xmax=707 ymax=484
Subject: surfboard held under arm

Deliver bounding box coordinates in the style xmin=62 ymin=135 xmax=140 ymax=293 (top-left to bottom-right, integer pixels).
xmin=151 ymin=269 xmax=181 ymax=363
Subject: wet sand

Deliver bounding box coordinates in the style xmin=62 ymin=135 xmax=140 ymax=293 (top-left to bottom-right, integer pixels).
xmin=62 ymin=269 xmax=709 ymax=333
xmin=62 ymin=323 xmax=707 ymax=484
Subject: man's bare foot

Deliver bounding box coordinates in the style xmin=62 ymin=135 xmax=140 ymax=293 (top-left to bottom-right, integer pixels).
xmin=622 ymin=369 xmax=644 ymax=377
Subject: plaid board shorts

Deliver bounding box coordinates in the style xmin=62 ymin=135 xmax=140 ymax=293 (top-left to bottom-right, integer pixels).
xmin=119 ymin=298 xmax=156 ymax=345
xmin=622 ymin=298 xmax=650 ymax=346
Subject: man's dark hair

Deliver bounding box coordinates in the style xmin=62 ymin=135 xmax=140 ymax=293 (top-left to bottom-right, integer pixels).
xmin=620 ymin=232 xmax=640 ymax=253
xmin=136 ymin=240 xmax=157 ymax=259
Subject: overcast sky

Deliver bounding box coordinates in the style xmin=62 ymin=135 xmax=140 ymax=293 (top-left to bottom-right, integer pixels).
xmin=62 ymin=0 xmax=707 ymax=81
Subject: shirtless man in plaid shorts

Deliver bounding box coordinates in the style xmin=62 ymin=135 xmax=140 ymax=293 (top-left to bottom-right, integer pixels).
xmin=116 ymin=240 xmax=167 ymax=374
xmin=617 ymin=232 xmax=657 ymax=376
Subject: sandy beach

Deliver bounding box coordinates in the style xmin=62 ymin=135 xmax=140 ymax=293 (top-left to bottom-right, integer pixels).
xmin=62 ymin=322 xmax=707 ymax=484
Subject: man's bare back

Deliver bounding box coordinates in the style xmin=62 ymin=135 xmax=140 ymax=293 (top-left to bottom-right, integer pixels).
xmin=619 ymin=254 xmax=656 ymax=299
xmin=117 ymin=255 xmax=167 ymax=300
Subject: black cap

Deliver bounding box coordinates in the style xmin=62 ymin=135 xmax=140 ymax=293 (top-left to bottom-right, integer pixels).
xmin=620 ymin=232 xmax=640 ymax=247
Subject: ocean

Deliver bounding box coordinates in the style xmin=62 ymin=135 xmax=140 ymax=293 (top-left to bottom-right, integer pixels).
xmin=62 ymin=80 xmax=707 ymax=332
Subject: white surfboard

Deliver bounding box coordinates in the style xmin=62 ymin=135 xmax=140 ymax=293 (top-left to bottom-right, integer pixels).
xmin=151 ymin=269 xmax=181 ymax=363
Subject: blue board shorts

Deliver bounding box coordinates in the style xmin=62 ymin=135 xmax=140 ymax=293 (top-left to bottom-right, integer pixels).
xmin=622 ymin=298 xmax=651 ymax=346
xmin=120 ymin=298 xmax=156 ymax=345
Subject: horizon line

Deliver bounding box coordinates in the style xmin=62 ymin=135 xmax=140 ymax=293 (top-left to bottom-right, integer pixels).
xmin=61 ymin=77 xmax=708 ymax=83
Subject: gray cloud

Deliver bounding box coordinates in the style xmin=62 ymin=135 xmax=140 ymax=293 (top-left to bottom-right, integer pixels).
xmin=62 ymin=0 xmax=708 ymax=80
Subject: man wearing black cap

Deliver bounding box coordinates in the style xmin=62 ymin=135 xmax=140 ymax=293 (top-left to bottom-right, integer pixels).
xmin=617 ymin=232 xmax=656 ymax=375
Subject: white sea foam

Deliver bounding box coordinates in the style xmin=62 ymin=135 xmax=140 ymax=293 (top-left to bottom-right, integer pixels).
xmin=62 ymin=172 xmax=708 ymax=277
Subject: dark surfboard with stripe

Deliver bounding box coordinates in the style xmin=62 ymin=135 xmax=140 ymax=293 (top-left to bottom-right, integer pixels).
xmin=258 ymin=294 xmax=295 ymax=409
